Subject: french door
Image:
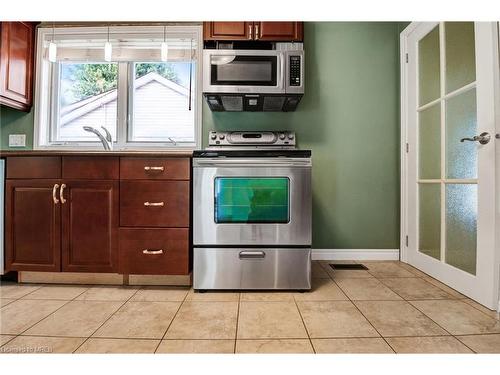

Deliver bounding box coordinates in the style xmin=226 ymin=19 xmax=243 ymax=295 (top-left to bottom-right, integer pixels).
xmin=401 ymin=22 xmax=499 ymax=309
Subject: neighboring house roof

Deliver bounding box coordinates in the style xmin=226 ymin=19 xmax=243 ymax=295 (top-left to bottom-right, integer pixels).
xmin=60 ymin=72 xmax=189 ymax=126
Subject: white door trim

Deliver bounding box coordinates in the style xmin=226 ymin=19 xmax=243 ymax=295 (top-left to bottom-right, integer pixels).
xmin=400 ymin=22 xmax=500 ymax=309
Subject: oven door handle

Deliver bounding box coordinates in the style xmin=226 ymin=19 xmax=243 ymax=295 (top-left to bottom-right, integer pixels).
xmin=193 ymin=158 xmax=311 ymax=168
xmin=239 ymin=251 xmax=266 ymax=259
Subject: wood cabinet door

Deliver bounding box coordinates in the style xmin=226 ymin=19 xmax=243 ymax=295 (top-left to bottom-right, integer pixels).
xmin=203 ymin=22 xmax=253 ymax=41
xmin=256 ymin=22 xmax=303 ymax=41
xmin=5 ymin=180 xmax=61 ymax=272
xmin=0 ymin=22 xmax=35 ymax=111
xmin=61 ymin=180 xmax=119 ymax=273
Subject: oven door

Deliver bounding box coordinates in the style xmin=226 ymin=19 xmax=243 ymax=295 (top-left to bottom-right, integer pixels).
xmin=203 ymin=50 xmax=285 ymax=94
xmin=193 ymin=157 xmax=311 ymax=246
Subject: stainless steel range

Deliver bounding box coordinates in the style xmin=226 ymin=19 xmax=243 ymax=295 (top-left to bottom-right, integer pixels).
xmin=193 ymin=131 xmax=312 ymax=291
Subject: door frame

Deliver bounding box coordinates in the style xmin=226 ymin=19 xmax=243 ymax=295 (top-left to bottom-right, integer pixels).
xmin=400 ymin=22 xmax=500 ymax=310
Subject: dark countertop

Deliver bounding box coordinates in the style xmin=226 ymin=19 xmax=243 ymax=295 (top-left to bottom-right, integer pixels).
xmin=0 ymin=150 xmax=194 ymax=157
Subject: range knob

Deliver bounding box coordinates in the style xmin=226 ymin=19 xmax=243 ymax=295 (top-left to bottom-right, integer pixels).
xmin=219 ymin=134 xmax=225 ymax=140
xmin=279 ymin=133 xmax=286 ymax=140
xmin=287 ymin=133 xmax=294 ymax=140
xmin=210 ymin=133 xmax=217 ymax=140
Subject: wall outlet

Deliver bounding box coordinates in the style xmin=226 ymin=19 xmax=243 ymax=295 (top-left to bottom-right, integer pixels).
xmin=9 ymin=134 xmax=26 ymax=147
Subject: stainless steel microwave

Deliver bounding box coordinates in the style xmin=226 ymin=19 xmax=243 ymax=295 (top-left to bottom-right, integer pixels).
xmin=202 ymin=49 xmax=304 ymax=112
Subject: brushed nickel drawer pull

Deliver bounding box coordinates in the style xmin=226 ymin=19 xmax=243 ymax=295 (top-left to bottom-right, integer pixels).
xmin=144 ymin=201 xmax=164 ymax=207
xmin=52 ymin=184 xmax=60 ymax=204
xmin=144 ymin=166 xmax=164 ymax=171
xmin=143 ymin=249 xmax=164 ymax=255
xmin=60 ymin=183 xmax=67 ymax=204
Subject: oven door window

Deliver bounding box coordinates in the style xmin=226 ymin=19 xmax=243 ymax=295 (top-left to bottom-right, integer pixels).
xmin=210 ymin=55 xmax=277 ymax=86
xmin=214 ymin=177 xmax=289 ymax=223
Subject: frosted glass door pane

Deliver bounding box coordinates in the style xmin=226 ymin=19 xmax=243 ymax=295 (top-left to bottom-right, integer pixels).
xmin=445 ymin=184 xmax=477 ymax=275
xmin=419 ymin=26 xmax=441 ymax=105
xmin=419 ymin=184 xmax=441 ymax=260
xmin=419 ymin=104 xmax=441 ymax=179
xmin=445 ymin=22 xmax=476 ymax=94
xmin=446 ymin=89 xmax=477 ymax=179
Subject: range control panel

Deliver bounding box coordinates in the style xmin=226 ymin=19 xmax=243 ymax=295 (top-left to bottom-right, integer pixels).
xmin=289 ymin=55 xmax=301 ymax=86
xmin=208 ymin=131 xmax=296 ymax=148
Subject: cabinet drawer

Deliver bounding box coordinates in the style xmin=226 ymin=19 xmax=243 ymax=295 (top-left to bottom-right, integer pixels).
xmin=119 ymin=228 xmax=189 ymax=275
xmin=62 ymin=156 xmax=119 ymax=179
xmin=120 ymin=180 xmax=189 ymax=227
xmin=120 ymin=157 xmax=190 ymax=180
xmin=6 ymin=156 xmax=61 ymax=179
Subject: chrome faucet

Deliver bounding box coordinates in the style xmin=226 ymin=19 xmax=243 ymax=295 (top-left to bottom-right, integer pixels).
xmin=83 ymin=126 xmax=113 ymax=150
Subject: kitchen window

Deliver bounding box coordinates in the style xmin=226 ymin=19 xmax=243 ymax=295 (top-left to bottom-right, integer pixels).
xmin=34 ymin=25 xmax=202 ymax=150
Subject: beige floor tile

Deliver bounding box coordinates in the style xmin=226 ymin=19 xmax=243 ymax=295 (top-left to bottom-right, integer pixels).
xmin=236 ymin=339 xmax=313 ymax=353
xmin=165 ymin=302 xmax=238 ymax=339
xmin=157 ymin=339 xmax=235 ymax=353
xmin=320 ymin=263 xmax=374 ymax=279
xmin=294 ymin=278 xmax=348 ymax=301
xmin=0 ymin=299 xmax=16 ymax=308
xmin=237 ymin=301 xmax=307 ymax=339
xmin=462 ymin=299 xmax=500 ymax=321
xmin=240 ymin=292 xmax=295 ymax=302
xmin=0 ymin=335 xmax=16 ymax=347
xmin=397 ymin=262 xmax=430 ymax=278
xmin=0 ymin=299 xmax=67 ymax=335
xmin=296 ymin=301 xmax=379 ymax=338
xmin=185 ymin=289 xmax=239 ymax=302
xmin=410 ymin=300 xmax=500 ymax=335
xmin=93 ymin=301 xmax=180 ymax=339
xmin=312 ymin=338 xmax=393 ymax=353
xmin=355 ymin=301 xmax=447 ymax=337
xmin=386 ymin=336 xmax=472 ymax=353
xmin=380 ymin=278 xmax=453 ymax=300
xmin=336 ymin=278 xmax=402 ymax=301
xmin=130 ymin=286 xmax=189 ymax=302
xmin=22 ymin=285 xmax=88 ymax=300
xmin=311 ymin=262 xmax=330 ymax=278
xmin=24 ymin=300 xmax=122 ymax=337
xmin=422 ymin=277 xmax=466 ymax=299
xmin=363 ymin=262 xmax=415 ymax=278
xmin=76 ymin=338 xmax=159 ymax=353
xmin=76 ymin=286 xmax=138 ymax=301
xmin=0 ymin=336 xmax=85 ymax=354
xmin=457 ymin=334 xmax=500 ymax=353
xmin=0 ymin=283 xmax=41 ymax=299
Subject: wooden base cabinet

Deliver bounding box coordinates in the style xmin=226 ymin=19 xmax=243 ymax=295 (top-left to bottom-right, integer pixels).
xmin=62 ymin=181 xmax=119 ymax=273
xmin=5 ymin=180 xmax=61 ymax=272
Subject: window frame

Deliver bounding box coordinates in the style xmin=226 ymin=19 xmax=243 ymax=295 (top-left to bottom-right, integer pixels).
xmin=33 ymin=25 xmax=203 ymax=151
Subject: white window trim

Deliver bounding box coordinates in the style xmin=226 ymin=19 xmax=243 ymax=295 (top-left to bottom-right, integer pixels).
xmin=33 ymin=25 xmax=203 ymax=151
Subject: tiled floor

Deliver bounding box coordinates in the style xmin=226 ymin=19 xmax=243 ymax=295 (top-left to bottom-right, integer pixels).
xmin=1 ymin=260 xmax=499 ymax=354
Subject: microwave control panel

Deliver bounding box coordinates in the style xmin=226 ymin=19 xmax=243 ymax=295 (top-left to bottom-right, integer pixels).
xmin=289 ymin=55 xmax=301 ymax=86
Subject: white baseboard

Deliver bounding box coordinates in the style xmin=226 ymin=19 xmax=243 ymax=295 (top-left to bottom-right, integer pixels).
xmin=312 ymin=249 xmax=400 ymax=261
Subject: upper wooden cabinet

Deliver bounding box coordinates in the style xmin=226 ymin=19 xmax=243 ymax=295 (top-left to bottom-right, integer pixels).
xmin=203 ymin=22 xmax=303 ymax=42
xmin=0 ymin=22 xmax=36 ymax=111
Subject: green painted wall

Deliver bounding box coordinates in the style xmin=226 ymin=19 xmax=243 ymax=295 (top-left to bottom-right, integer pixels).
xmin=0 ymin=22 xmax=403 ymax=249
xmin=204 ymin=22 xmax=402 ymax=249
xmin=0 ymin=106 xmax=34 ymax=150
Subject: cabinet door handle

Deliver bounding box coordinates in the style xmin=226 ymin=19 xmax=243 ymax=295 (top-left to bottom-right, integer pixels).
xmin=144 ymin=201 xmax=164 ymax=207
xmin=52 ymin=184 xmax=60 ymax=204
xmin=60 ymin=183 xmax=67 ymax=204
xmin=255 ymin=24 xmax=259 ymax=39
xmin=248 ymin=24 xmax=253 ymax=39
xmin=144 ymin=166 xmax=164 ymax=172
xmin=143 ymin=249 xmax=164 ymax=255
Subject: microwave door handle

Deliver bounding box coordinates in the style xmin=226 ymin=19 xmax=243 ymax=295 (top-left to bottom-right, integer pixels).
xmin=280 ymin=54 xmax=285 ymax=89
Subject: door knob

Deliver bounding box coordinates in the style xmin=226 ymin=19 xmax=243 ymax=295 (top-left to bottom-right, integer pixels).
xmin=460 ymin=132 xmax=491 ymax=145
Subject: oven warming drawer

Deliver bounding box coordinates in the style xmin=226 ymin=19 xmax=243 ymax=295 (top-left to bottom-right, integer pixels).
xmin=193 ymin=247 xmax=311 ymax=290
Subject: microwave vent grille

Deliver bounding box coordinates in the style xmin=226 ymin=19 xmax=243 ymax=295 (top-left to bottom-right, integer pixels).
xmin=221 ymin=96 xmax=243 ymax=111
xmin=263 ymin=97 xmax=286 ymax=111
